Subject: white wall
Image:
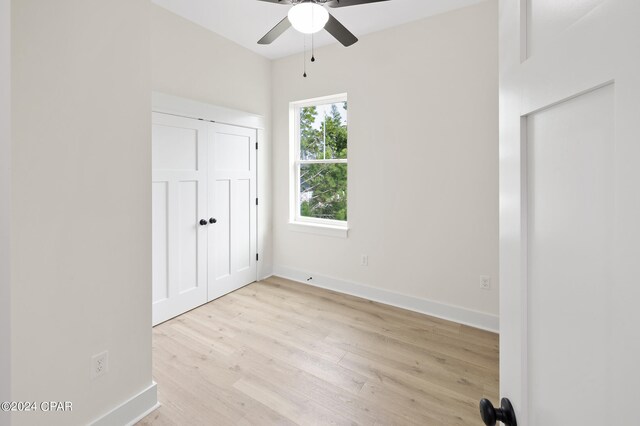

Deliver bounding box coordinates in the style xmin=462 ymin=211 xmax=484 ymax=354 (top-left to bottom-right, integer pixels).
xmin=0 ymin=0 xmax=11 ymax=424
xmin=271 ymin=0 xmax=499 ymax=328
xmin=10 ymin=1 xmax=154 ymax=425
xmin=151 ymin=4 xmax=273 ymax=278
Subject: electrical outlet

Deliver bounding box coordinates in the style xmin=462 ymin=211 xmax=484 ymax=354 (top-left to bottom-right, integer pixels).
xmin=360 ymin=255 xmax=368 ymax=266
xmin=91 ymin=351 xmax=109 ymax=379
xmin=480 ymin=275 xmax=491 ymax=290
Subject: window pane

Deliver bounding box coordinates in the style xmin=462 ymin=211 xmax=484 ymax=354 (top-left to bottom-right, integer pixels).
xmin=299 ymin=102 xmax=348 ymax=160
xmin=300 ymin=163 xmax=347 ymax=221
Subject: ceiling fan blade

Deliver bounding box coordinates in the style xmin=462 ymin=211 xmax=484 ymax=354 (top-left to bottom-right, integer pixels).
xmin=327 ymin=0 xmax=390 ymax=8
xmin=256 ymin=0 xmax=293 ymax=4
xmin=258 ymin=16 xmax=292 ymax=45
xmin=324 ymin=13 xmax=358 ymax=47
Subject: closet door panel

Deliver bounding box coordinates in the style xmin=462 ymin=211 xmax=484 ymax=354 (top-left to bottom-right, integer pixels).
xmin=177 ymin=180 xmax=199 ymax=293
xmin=215 ymin=132 xmax=251 ymax=171
xmin=208 ymin=123 xmax=257 ymax=301
xmin=214 ymin=179 xmax=231 ymax=280
xmin=152 ymin=181 xmax=169 ymax=303
xmin=152 ymin=126 xmax=198 ymax=171
xmin=234 ymin=179 xmax=252 ymax=272
xmin=152 ymin=112 xmax=208 ymax=325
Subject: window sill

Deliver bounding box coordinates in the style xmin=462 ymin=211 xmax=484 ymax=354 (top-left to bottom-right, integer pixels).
xmin=287 ymin=221 xmax=349 ymax=239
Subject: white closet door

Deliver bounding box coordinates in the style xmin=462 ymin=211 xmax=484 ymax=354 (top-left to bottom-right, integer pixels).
xmin=152 ymin=112 xmax=208 ymax=325
xmin=207 ymin=123 xmax=257 ymax=301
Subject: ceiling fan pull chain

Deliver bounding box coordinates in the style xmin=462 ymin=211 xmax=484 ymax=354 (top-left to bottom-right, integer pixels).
xmin=311 ymin=6 xmax=316 ymax=62
xmin=303 ymin=34 xmax=307 ymax=77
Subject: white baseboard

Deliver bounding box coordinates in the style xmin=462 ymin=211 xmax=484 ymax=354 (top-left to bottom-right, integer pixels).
xmin=272 ymin=266 xmax=499 ymax=333
xmin=258 ymin=269 xmax=274 ymax=282
xmin=90 ymin=382 xmax=159 ymax=426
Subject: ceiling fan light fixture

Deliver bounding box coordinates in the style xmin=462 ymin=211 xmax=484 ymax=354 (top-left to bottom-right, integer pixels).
xmin=287 ymin=3 xmax=329 ymax=34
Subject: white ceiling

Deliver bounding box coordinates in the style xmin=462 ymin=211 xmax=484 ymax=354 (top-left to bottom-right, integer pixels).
xmin=151 ymin=0 xmax=486 ymax=59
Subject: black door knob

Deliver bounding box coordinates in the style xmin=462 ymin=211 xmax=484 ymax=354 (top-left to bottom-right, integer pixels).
xmin=199 ymin=219 xmax=208 ymax=226
xmin=479 ymin=398 xmax=517 ymax=426
xmin=209 ymin=218 xmax=217 ymax=224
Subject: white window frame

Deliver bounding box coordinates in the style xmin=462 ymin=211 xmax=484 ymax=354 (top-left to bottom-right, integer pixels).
xmin=289 ymin=93 xmax=349 ymax=238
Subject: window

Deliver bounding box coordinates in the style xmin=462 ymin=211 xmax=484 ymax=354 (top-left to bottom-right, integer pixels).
xmin=291 ymin=94 xmax=348 ymax=233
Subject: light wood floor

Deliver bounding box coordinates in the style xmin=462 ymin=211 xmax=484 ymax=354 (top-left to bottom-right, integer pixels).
xmin=139 ymin=277 xmax=498 ymax=425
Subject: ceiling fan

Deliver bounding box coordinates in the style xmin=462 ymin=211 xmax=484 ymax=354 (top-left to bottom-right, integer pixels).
xmin=257 ymin=0 xmax=390 ymax=47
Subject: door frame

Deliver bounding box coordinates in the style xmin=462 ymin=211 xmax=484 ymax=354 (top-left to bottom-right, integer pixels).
xmin=152 ymin=92 xmax=266 ymax=286
xmin=0 ymin=0 xmax=11 ymax=413
xmin=500 ymin=1 xmax=639 ymax=423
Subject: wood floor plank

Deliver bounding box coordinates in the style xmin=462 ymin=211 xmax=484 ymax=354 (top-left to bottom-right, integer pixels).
xmin=231 ymin=347 xmax=410 ymax=426
xmin=186 ymin=306 xmax=365 ymax=393
xmin=139 ymin=277 xmax=498 ymax=425
xmin=255 ymin=279 xmax=499 ymax=358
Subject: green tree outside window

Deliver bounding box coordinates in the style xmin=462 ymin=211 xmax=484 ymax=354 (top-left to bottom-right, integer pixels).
xmin=298 ymin=101 xmax=348 ymax=221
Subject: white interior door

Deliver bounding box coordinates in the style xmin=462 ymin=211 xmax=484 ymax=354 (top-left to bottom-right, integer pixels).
xmin=152 ymin=112 xmax=208 ymax=325
xmin=207 ymin=123 xmax=257 ymax=301
xmin=499 ymin=1 xmax=640 ymax=425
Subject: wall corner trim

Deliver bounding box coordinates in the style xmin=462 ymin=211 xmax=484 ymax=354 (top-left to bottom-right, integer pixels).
xmin=272 ymin=266 xmax=499 ymax=333
xmin=90 ymin=382 xmax=159 ymax=426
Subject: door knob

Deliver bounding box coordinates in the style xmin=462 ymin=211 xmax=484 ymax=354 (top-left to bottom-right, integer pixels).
xmin=479 ymin=398 xmax=517 ymax=426
xmin=209 ymin=218 xmax=217 ymax=224
xmin=199 ymin=219 xmax=208 ymax=226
